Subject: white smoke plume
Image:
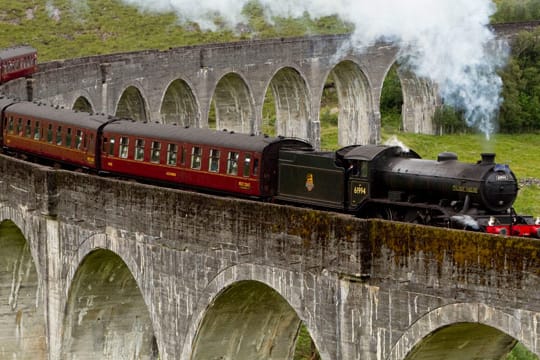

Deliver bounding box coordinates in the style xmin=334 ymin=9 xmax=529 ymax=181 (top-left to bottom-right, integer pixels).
xmin=46 ymin=1 xmax=62 ymax=21
xmin=120 ymin=0 xmax=508 ymax=137
xmin=384 ymin=135 xmax=410 ymax=153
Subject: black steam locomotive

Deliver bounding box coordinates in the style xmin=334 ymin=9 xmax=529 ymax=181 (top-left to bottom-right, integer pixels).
xmin=276 ymin=145 xmax=525 ymax=233
xmin=1 ymin=96 xmax=536 ymax=237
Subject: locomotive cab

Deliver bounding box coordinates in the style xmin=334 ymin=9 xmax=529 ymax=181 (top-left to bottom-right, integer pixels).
xmin=343 ymin=145 xmax=421 ymax=212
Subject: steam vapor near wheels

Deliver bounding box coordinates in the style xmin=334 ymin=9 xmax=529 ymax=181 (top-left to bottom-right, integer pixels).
xmin=120 ymin=0 xmax=509 ymax=137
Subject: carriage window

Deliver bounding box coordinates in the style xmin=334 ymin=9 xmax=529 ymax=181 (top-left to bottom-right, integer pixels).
xmin=75 ymin=130 xmax=83 ymax=149
xmin=253 ymin=158 xmax=259 ymax=176
xmin=89 ymin=134 xmax=95 ymax=150
xmin=180 ymin=146 xmax=186 ymax=165
xmin=209 ymin=149 xmax=220 ymax=172
xmin=34 ymin=121 xmax=40 ymax=140
xmin=108 ymin=137 xmax=115 ymax=155
xmin=243 ymin=154 xmax=251 ymax=177
xmin=135 ymin=139 xmax=145 ymax=161
xmin=167 ymin=144 xmax=178 ymax=166
xmin=8 ymin=117 xmax=14 ymax=134
xmin=47 ymin=124 xmax=53 ymax=143
xmin=17 ymin=118 xmax=22 ymax=136
xmin=119 ymin=137 xmax=129 ymax=158
xmin=66 ymin=128 xmax=72 ymax=147
xmin=191 ymin=146 xmax=202 ymax=169
xmin=25 ymin=120 xmax=32 ymax=138
xmin=56 ymin=126 xmax=62 ymax=145
xmin=151 ymin=141 xmax=161 ymax=163
xmin=227 ymin=152 xmax=239 ymax=175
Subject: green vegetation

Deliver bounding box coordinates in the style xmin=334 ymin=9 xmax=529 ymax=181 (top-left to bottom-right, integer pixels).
xmin=0 ymin=0 xmax=351 ymax=61
xmin=1 ymin=1 xmax=539 ymax=359
xmin=492 ymin=0 xmax=540 ymax=23
xmin=499 ymin=28 xmax=540 ymax=132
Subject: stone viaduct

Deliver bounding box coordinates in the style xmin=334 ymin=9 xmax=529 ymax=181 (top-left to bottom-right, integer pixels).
xmin=1 ymin=22 xmax=540 ymax=360
xmin=1 ymin=151 xmax=540 ymax=360
xmin=2 ymin=33 xmax=440 ymax=150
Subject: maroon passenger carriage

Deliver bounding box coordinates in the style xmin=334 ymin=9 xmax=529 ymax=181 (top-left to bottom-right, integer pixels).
xmin=99 ymin=120 xmax=312 ymax=198
xmin=1 ymin=99 xmax=109 ymax=169
xmin=0 ymin=46 xmax=37 ymax=84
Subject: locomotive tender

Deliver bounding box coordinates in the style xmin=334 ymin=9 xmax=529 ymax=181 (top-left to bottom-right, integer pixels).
xmin=0 ymin=96 xmax=538 ymax=237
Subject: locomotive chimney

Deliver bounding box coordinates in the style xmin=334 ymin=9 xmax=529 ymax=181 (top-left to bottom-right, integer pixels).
xmin=480 ymin=153 xmax=495 ymax=164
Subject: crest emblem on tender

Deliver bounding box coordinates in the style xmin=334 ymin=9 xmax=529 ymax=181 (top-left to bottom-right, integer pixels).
xmin=305 ymin=173 xmax=314 ymax=191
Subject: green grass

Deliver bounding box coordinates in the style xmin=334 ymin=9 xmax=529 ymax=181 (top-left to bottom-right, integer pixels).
xmin=0 ymin=0 xmax=351 ymax=62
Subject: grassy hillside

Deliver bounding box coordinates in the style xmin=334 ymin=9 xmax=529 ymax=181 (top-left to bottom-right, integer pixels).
xmin=0 ymin=0 xmax=350 ymax=61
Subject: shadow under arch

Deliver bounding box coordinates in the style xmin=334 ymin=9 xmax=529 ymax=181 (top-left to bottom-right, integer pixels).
xmin=405 ymin=322 xmax=516 ymax=359
xmin=115 ymin=85 xmax=148 ymax=122
xmin=266 ymin=67 xmax=311 ymax=141
xmin=161 ymin=78 xmax=199 ymax=126
xmin=0 ymin=219 xmax=46 ymax=358
xmin=389 ymin=303 xmax=537 ymax=360
xmin=211 ymin=72 xmax=253 ymax=133
xmin=61 ymin=249 xmax=158 ymax=359
xmin=72 ymin=96 xmax=93 ymax=113
xmin=381 ymin=61 xmax=439 ymax=135
xmin=326 ymin=60 xmax=375 ymax=146
xmin=190 ymin=279 xmax=320 ymax=360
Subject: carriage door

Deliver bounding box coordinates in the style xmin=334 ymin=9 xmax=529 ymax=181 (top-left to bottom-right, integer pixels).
xmin=347 ymin=160 xmax=369 ymax=210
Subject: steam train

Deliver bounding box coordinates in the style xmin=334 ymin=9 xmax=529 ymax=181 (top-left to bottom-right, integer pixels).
xmin=0 ymin=46 xmax=37 ymax=84
xmin=1 ymin=96 xmax=538 ymax=237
